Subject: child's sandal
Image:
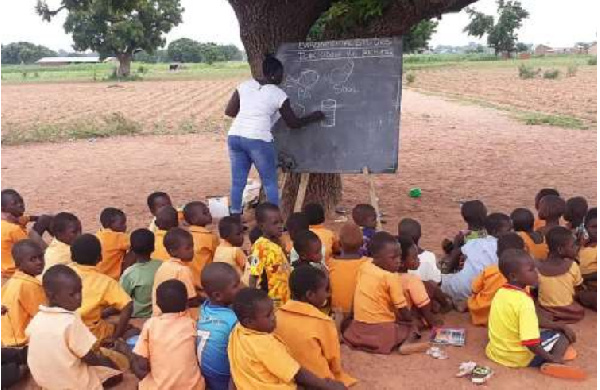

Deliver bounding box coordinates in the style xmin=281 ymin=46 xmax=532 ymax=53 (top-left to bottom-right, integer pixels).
xmin=563 ymin=345 xmax=577 ymax=361
xmin=540 ymin=363 xmax=586 ymax=380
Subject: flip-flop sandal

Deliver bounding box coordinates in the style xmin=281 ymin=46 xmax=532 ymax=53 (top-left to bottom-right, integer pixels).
xmin=564 ymin=346 xmax=577 ymax=361
xmin=398 ymin=341 xmax=430 ymax=355
xmin=471 ymin=365 xmax=493 ymax=384
xmin=540 ymin=363 xmax=586 ymax=380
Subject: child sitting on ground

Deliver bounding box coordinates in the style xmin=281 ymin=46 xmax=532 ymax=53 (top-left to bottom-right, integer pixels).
xmin=486 ymin=249 xmax=584 ymax=380
xmin=343 ymin=232 xmax=427 ymax=355
xmin=96 ymin=208 xmax=134 ymax=280
xmin=398 ymin=218 xmax=441 ymax=283
xmin=537 ymin=227 xmax=585 ymax=323
xmin=150 ymin=206 xmax=179 ymax=261
xmin=1 ymin=240 xmax=46 ymax=346
xmin=577 ymin=208 xmax=596 ymax=310
xmin=564 ymin=196 xmax=589 ymax=243
xmin=285 ymin=212 xmax=327 ymax=265
xmin=213 ymin=216 xmax=247 ymax=276
xmin=467 ymin=233 xmax=525 ymax=326
xmin=197 ymin=263 xmax=242 ymax=390
xmin=534 ymin=188 xmax=560 ymax=231
xmin=275 ymin=266 xmax=357 ymax=387
xmin=119 ymin=229 xmax=163 ymax=318
xmin=511 ymin=208 xmax=548 ymax=260
xmin=292 ymin=230 xmax=327 ymax=273
xmin=146 ymin=191 xmax=184 ymax=232
xmin=304 ymin=203 xmax=340 ymax=264
xmin=44 ymin=212 xmax=82 ymax=274
xmin=27 ymin=265 xmax=123 ymax=389
xmin=183 ymin=201 xmax=219 ymax=289
xmin=152 ymin=228 xmax=202 ymax=318
xmin=352 ymin=204 xmax=378 ymax=256
xmin=133 ymin=279 xmax=205 ymax=389
xmin=228 ymin=288 xmax=347 ymax=390
xmin=536 ymin=195 xmax=566 ymax=238
xmin=441 ymin=213 xmax=512 ymax=311
xmin=248 ymin=203 xmax=290 ymax=308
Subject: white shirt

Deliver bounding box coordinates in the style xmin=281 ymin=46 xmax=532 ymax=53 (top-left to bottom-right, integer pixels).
xmin=228 ymin=79 xmax=288 ymax=142
xmin=409 ymin=250 xmax=441 ymax=283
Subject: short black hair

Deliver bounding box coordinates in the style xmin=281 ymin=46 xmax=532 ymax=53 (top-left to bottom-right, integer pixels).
xmin=485 ymin=212 xmax=511 ymax=236
xmin=369 ymin=231 xmax=398 ymax=256
xmin=510 ymin=208 xmax=535 ymax=232
xmin=183 ymin=201 xmax=208 ymax=224
xmin=164 ymin=227 xmax=192 ymax=254
xmin=263 ymin=53 xmax=283 ymax=79
xmin=398 ymin=218 xmax=421 ymax=244
xmin=99 ymin=207 xmax=125 ymax=229
xmin=538 ymin=195 xmax=566 ymax=221
xmin=249 ymin=226 xmax=263 ymax=244
xmin=147 ymin=191 xmax=170 ymax=212
xmin=155 ymin=206 xmax=178 ymax=230
xmin=50 ymin=212 xmax=80 ymax=235
xmin=352 ymin=204 xmax=376 ymax=226
xmin=497 ymin=232 xmax=525 ymax=257
xmin=303 ymin=203 xmax=325 ymax=225
xmin=71 ymin=234 xmax=102 ymax=266
xmin=535 ymin=188 xmax=560 ymax=206
xmin=293 ymin=230 xmax=321 ymax=257
xmin=499 ymin=249 xmax=530 ymax=280
xmin=219 ymin=216 xmax=242 ymax=239
xmin=461 ymin=200 xmax=488 ymax=228
xmin=397 ymin=234 xmax=415 ymax=262
xmin=232 ymin=287 xmax=270 ymax=323
xmin=42 ymin=264 xmax=80 ymax=296
xmin=546 ymin=226 xmax=574 ymax=253
xmin=201 ymin=262 xmax=239 ymax=296
xmin=585 ymin=208 xmax=597 ymax=226
xmin=12 ymin=239 xmax=41 ymax=265
xmin=286 ymin=212 xmax=309 ymax=238
xmin=255 ymin=202 xmax=280 ymax=224
xmin=289 ymin=265 xmax=327 ymax=301
xmin=564 ymin=196 xmax=589 ymax=226
xmin=130 ymin=228 xmax=155 ymax=255
xmin=1 ymin=189 xmax=21 ymax=210
xmin=156 ymin=279 xmax=188 ymax=313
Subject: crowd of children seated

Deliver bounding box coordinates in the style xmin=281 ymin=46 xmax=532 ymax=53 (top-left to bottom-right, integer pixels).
xmin=0 ymin=187 xmax=595 ymax=389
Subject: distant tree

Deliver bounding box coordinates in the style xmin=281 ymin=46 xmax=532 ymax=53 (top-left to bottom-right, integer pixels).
xmin=36 ymin=0 xmax=184 ymax=77
xmin=464 ymin=0 xmax=529 ymax=56
xmin=220 ymin=44 xmax=244 ymax=61
xmin=403 ymin=19 xmax=438 ymax=53
xmin=1 ymin=42 xmax=57 ymax=64
xmin=515 ymin=42 xmax=530 ymax=53
xmin=134 ymin=49 xmax=169 ymax=63
xmin=167 ymin=38 xmax=203 ymax=62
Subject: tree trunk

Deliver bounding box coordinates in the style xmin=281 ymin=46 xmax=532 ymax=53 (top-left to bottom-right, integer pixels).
xmin=117 ymin=53 xmax=132 ymax=77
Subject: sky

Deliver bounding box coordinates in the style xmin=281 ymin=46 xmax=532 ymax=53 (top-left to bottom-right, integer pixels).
xmin=0 ymin=0 xmax=597 ymax=52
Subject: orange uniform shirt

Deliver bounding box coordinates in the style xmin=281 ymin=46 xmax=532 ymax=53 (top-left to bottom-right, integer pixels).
xmin=398 ymin=273 xmax=431 ymax=309
xmin=275 ymin=300 xmax=357 ymax=387
xmin=152 ymin=258 xmax=198 ymax=318
xmin=150 ymin=229 xmax=170 ymax=262
xmin=467 ymin=265 xmax=507 ymax=326
xmin=213 ymin=240 xmax=247 ymax=276
xmin=95 ymin=229 xmax=130 ymax=280
xmin=329 ymin=257 xmax=370 ymax=314
xmin=517 ymin=232 xmax=549 ymax=260
xmin=1 ymin=220 xmax=28 ymax=277
xmin=1 ymin=270 xmax=46 ymax=346
xmin=310 ymin=224 xmax=340 ymax=264
xmin=188 ymin=225 xmax=219 ymax=288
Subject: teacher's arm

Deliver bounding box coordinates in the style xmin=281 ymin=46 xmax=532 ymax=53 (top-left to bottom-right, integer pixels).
xmin=279 ymin=99 xmax=325 ymax=129
xmin=225 ymin=90 xmax=240 ymax=118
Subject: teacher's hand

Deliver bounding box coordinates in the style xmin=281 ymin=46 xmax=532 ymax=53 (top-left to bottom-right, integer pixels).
xmin=311 ymin=110 xmax=326 ymax=121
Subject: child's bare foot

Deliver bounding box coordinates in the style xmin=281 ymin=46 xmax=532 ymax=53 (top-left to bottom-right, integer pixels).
xmin=540 ymin=363 xmax=586 ymax=380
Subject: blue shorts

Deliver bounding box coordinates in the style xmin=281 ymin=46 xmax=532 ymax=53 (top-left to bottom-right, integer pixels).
xmin=528 ymin=330 xmax=561 ymax=367
xmin=204 ymin=374 xmax=231 ymax=390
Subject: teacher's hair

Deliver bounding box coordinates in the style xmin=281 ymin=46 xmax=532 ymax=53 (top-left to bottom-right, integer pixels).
xmin=263 ymin=53 xmax=283 ymax=78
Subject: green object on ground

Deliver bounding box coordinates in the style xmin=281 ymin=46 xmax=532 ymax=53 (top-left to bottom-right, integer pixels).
xmin=409 ymin=188 xmax=422 ymax=198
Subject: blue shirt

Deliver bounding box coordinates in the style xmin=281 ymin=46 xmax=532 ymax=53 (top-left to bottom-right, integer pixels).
xmin=197 ymin=301 xmax=238 ymax=379
xmin=360 ymin=227 xmax=377 ymax=256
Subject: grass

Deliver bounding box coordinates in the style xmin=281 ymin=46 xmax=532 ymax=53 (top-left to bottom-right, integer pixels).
xmin=519 ymin=113 xmax=587 ymax=129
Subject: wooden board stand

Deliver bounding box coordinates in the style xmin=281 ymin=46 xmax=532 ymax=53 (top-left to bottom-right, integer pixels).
xmin=294 ymin=173 xmax=310 ymax=212
xmin=363 ymin=167 xmax=383 ymax=230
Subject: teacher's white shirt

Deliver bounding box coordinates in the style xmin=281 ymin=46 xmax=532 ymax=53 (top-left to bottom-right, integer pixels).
xmin=228 ymin=79 xmax=288 ymax=142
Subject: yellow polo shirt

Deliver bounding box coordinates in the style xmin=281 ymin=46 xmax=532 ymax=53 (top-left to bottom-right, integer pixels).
xmin=95 ymin=229 xmax=130 ymax=280
xmin=1 ymin=220 xmax=28 ymax=277
xmin=188 ymin=225 xmax=219 ymax=288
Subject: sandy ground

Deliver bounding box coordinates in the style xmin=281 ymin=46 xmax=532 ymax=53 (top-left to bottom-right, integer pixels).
xmin=2 ymin=89 xmax=597 ymax=389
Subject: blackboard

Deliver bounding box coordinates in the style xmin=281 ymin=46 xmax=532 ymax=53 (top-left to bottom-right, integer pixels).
xmin=273 ymin=37 xmax=403 ymax=174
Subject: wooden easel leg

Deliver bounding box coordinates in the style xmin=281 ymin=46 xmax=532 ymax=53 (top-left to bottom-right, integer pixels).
xmin=294 ymin=173 xmax=310 ymax=212
xmin=279 ymin=171 xmax=289 ymax=200
xmin=363 ymin=167 xmax=382 ymax=230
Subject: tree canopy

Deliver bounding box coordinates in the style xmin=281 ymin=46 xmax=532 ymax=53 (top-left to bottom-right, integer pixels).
xmin=1 ymin=42 xmax=57 ymax=64
xmin=167 ymin=39 xmax=243 ymax=64
xmin=403 ymin=19 xmax=438 ymax=53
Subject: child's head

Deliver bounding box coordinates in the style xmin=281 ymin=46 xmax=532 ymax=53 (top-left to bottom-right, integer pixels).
xmin=71 ymin=234 xmax=102 ymax=266
xmin=164 ymin=227 xmax=194 ymax=261
xmin=50 ymin=212 xmax=82 ymax=245
xmin=510 ymin=208 xmax=534 ymax=232
xmin=43 ymin=264 xmax=82 ymax=311
xmin=289 ymin=265 xmax=329 ymax=308
xmin=497 ymin=232 xmax=525 ymax=258
xmin=546 ymin=226 xmax=577 ymax=259
xmin=202 ymin=262 xmax=242 ymax=306
xmin=538 ymin=195 xmax=566 ymax=222
xmin=398 ymin=234 xmax=419 ymax=271
xmin=293 ymin=230 xmax=322 ymax=263
xmin=99 ymin=207 xmax=127 ymax=232
xmin=461 ymin=200 xmax=488 ymax=229
xmin=535 ymin=188 xmax=560 ymax=210
xmin=369 ymin=232 xmax=400 ymax=272
xmin=339 ymin=222 xmax=363 ymax=254
xmin=183 ymin=201 xmax=212 ymax=227
xmin=249 ymin=226 xmax=263 ymax=245
xmin=1 ymin=189 xmax=25 ymax=217
xmin=564 ymin=196 xmax=589 ymax=228
xmin=285 ymin=212 xmax=309 ymax=241
xmin=499 ymin=249 xmax=538 ymax=287
xmin=585 ymin=208 xmax=597 ymax=243
xmin=232 ymin=287 xmax=276 ymax=333
xmin=485 ymin=212 xmax=512 ymax=238
xmin=147 ymin=191 xmax=172 ymax=216
xmin=219 ymin=216 xmax=244 ymax=247
xmin=255 ymin=203 xmax=283 ymax=239
xmin=303 ymin=203 xmax=325 ymax=226
xmin=352 ymin=204 xmax=377 ymax=229
xmin=130 ymin=228 xmax=155 ymax=256
xmin=156 ymin=279 xmax=188 ymax=313
xmin=397 ymin=218 xmax=421 ymax=245
xmin=12 ymin=239 xmax=44 ymax=277
xmin=155 ymin=206 xmax=179 ymax=231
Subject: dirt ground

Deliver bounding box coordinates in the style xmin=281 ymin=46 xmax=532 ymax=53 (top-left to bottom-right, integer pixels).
xmin=2 ymin=89 xmax=597 ymax=389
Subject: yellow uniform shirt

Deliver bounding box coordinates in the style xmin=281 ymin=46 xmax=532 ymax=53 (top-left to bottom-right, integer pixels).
xmin=309 ymin=224 xmax=340 ymax=264
xmin=467 ymin=265 xmax=507 ymax=326
xmin=517 ymin=232 xmax=549 ymax=260
xmin=329 ymin=257 xmax=370 ymax=314
xmin=228 ymin=324 xmax=300 ymax=390
xmin=213 ymin=240 xmax=247 ymax=276
xmin=398 ymin=273 xmax=431 ymax=309
xmin=151 ymin=229 xmax=170 ymax=262
xmin=96 ymin=229 xmax=130 ymax=280
xmin=486 ymin=285 xmax=540 ymax=367
xmin=275 ymin=300 xmax=357 ymax=387
xmin=249 ymin=237 xmax=291 ymax=308
xmin=1 ymin=220 xmax=28 ymax=277
xmin=1 ymin=270 xmax=46 ymax=346
xmin=152 ymin=258 xmax=198 ymax=318
xmin=579 ymin=246 xmax=597 ymax=276
xmin=43 ymin=238 xmax=72 ymax=274
xmin=188 ymin=226 xmax=219 ymax=288
xmin=537 ymin=261 xmax=583 ymax=307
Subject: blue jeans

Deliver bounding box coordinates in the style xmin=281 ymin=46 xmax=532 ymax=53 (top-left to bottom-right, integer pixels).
xmin=228 ymin=135 xmax=278 ymax=214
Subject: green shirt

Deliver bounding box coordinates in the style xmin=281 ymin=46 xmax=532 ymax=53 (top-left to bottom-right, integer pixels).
xmin=119 ymin=260 xmax=162 ymax=318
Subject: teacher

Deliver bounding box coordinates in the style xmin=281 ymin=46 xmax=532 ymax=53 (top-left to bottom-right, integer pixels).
xmin=224 ymin=54 xmax=325 ymax=217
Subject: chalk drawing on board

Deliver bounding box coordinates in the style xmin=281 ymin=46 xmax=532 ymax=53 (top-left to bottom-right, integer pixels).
xmin=291 ymin=102 xmax=306 ymax=117
xmin=321 ymin=99 xmax=337 ymax=127
xmin=285 ymin=69 xmax=319 ymax=100
xmin=328 ymin=60 xmax=354 ymax=87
